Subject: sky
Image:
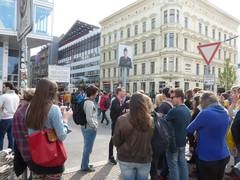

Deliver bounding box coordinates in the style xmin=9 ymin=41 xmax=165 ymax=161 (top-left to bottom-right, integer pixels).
xmin=53 ymin=0 xmax=240 ymax=37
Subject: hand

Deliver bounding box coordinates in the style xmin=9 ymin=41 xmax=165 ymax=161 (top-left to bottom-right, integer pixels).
xmin=62 ymin=108 xmax=73 ymax=123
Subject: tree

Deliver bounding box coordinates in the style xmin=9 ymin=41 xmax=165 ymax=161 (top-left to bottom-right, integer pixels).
xmin=219 ymin=59 xmax=236 ymax=90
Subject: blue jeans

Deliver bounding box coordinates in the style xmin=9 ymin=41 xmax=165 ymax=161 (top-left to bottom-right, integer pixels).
xmin=119 ymin=161 xmax=151 ymax=180
xmin=81 ymin=128 xmax=97 ymax=170
xmin=166 ymin=147 xmax=188 ymax=180
xmin=0 ymin=119 xmax=14 ymax=150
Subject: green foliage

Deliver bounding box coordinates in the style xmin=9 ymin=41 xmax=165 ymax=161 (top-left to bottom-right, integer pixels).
xmin=219 ymin=59 xmax=236 ymax=90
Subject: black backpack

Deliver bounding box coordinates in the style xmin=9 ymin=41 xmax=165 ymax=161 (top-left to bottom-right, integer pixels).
xmin=151 ymin=112 xmax=177 ymax=154
xmin=72 ymin=99 xmax=88 ymax=126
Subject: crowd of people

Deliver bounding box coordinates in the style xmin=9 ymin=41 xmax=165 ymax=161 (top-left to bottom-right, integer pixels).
xmin=2 ymin=79 xmax=240 ymax=180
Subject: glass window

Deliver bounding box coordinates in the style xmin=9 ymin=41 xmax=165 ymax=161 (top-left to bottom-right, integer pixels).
xmin=151 ymin=18 xmax=156 ymax=29
xmin=151 ymin=62 xmax=155 ymax=74
xmin=199 ymin=23 xmax=202 ymax=34
xmin=212 ymin=29 xmax=215 ymax=39
xmin=184 ymin=38 xmax=188 ymax=51
xmin=134 ymin=64 xmax=137 ymax=75
xmin=134 ymin=43 xmax=138 ymax=55
xmin=177 ymin=10 xmax=180 ymax=23
xmin=141 ymin=82 xmax=146 ymax=92
xmin=103 ymin=52 xmax=106 ymax=61
xmin=169 ymin=33 xmax=174 ymax=47
xmin=0 ymin=0 xmax=15 ymax=30
xmin=196 ymin=64 xmax=200 ymax=75
xmin=164 ymin=10 xmax=168 ymax=24
xmin=114 ymin=68 xmax=116 ymax=77
xmin=114 ymin=33 xmax=117 ymax=42
xmin=176 ymin=34 xmax=178 ymax=48
xmin=218 ymin=68 xmax=221 ymax=77
xmin=35 ymin=5 xmax=53 ymax=35
xmin=151 ymin=39 xmax=155 ymax=51
xmin=175 ymin=58 xmax=178 ymax=72
xmin=127 ymin=27 xmax=130 ymax=38
xmin=108 ymin=51 xmax=111 ymax=60
xmin=163 ymin=58 xmax=167 ymax=72
xmin=169 ymin=58 xmax=174 ymax=72
xmin=142 ymin=41 xmax=146 ymax=53
xmin=212 ymin=66 xmax=215 ymax=75
xmin=184 ymin=82 xmax=190 ymax=92
xmin=142 ymin=21 xmax=146 ymax=33
xmin=120 ymin=30 xmax=123 ymax=39
xmin=224 ymin=34 xmax=227 ymax=41
xmin=184 ymin=17 xmax=188 ymax=28
xmin=169 ymin=9 xmax=175 ymax=23
xmin=134 ymin=25 xmax=138 ymax=35
xmin=103 ymin=69 xmax=105 ymax=78
xmin=108 ymin=35 xmax=111 ymax=44
xmin=218 ymin=49 xmax=221 ymax=59
xmin=114 ymin=49 xmax=117 ymax=59
xmin=205 ymin=26 xmax=208 ymax=36
xmin=164 ymin=34 xmax=167 ymax=48
xmin=133 ymin=82 xmax=137 ymax=93
xmin=108 ymin=68 xmax=110 ymax=77
xmin=219 ymin=32 xmax=221 ymax=41
xmin=142 ymin=63 xmax=146 ymax=74
xmin=224 ymin=51 xmax=226 ymax=60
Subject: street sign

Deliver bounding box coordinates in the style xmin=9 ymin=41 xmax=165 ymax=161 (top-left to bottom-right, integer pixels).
xmin=48 ymin=65 xmax=71 ymax=83
xmin=17 ymin=0 xmax=33 ymax=42
xmin=197 ymin=42 xmax=221 ymax=65
xmin=204 ymin=75 xmax=215 ymax=85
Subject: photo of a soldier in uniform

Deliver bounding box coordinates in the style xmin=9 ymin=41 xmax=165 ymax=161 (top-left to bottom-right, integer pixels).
xmin=119 ymin=48 xmax=132 ymax=69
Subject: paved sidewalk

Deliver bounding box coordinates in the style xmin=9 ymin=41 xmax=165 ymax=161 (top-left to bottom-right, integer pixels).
xmin=62 ymin=161 xmax=122 ymax=180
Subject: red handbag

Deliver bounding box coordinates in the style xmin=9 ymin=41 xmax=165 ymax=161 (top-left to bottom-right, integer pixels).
xmin=27 ymin=129 xmax=67 ymax=167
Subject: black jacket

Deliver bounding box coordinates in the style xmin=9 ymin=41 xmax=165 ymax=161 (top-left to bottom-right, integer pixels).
xmin=110 ymin=98 xmax=126 ymax=126
xmin=231 ymin=111 xmax=240 ymax=150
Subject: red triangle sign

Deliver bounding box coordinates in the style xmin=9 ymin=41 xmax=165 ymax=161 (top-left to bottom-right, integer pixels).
xmin=197 ymin=42 xmax=221 ymax=65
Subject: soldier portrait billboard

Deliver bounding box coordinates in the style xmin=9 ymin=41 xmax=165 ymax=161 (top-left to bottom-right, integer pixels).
xmin=118 ymin=45 xmax=133 ymax=69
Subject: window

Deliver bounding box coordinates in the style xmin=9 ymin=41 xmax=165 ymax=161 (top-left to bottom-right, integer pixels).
xmin=103 ymin=37 xmax=106 ymax=46
xmin=151 ymin=39 xmax=155 ymax=51
xmin=184 ymin=82 xmax=190 ymax=92
xmin=184 ymin=17 xmax=188 ymax=28
xmin=108 ymin=68 xmax=110 ymax=77
xmin=108 ymin=51 xmax=111 ymax=60
xmin=169 ymin=33 xmax=174 ymax=47
xmin=175 ymin=82 xmax=180 ymax=88
xmin=127 ymin=27 xmax=130 ymax=38
xmin=151 ymin=62 xmax=155 ymax=74
xmin=219 ymin=32 xmax=221 ymax=41
xmin=127 ymin=68 xmax=130 ymax=76
xmin=177 ymin=10 xmax=179 ymax=23
xmin=196 ymin=64 xmax=200 ymax=75
xmin=134 ymin=43 xmax=138 ymax=55
xmin=141 ymin=82 xmax=146 ymax=92
xmin=142 ymin=21 xmax=146 ymax=33
xmin=142 ymin=41 xmax=146 ymax=53
xmin=199 ymin=23 xmax=202 ymax=34
xmin=176 ymin=34 xmax=178 ymax=48
xmin=164 ymin=10 xmax=168 ymax=24
xmin=224 ymin=34 xmax=227 ymax=41
xmin=108 ymin=35 xmax=111 ymax=44
xmin=134 ymin=25 xmax=138 ymax=35
xmin=224 ymin=51 xmax=226 ymax=60
xmin=159 ymin=81 xmax=166 ymax=89
xmin=169 ymin=58 xmax=174 ymax=72
xmin=184 ymin=38 xmax=188 ymax=51
xmin=0 ymin=0 xmax=16 ymax=30
xmin=114 ymin=68 xmax=116 ymax=77
xmin=133 ymin=83 xmax=137 ymax=93
xmin=212 ymin=29 xmax=215 ymax=39
xmin=164 ymin=34 xmax=167 ymax=48
xmin=218 ymin=68 xmax=221 ymax=77
xmin=204 ymin=65 xmax=207 ymax=75
xmin=151 ymin=18 xmax=156 ymax=29
xmin=212 ymin=66 xmax=215 ymax=75
xmin=205 ymin=26 xmax=208 ymax=36
xmin=218 ymin=49 xmax=221 ymax=59
xmin=142 ymin=63 xmax=146 ymax=74
xmin=35 ymin=6 xmax=52 ymax=35
xmin=103 ymin=69 xmax=105 ymax=78
xmin=169 ymin=9 xmax=175 ymax=23
xmin=114 ymin=33 xmax=117 ymax=42
xmin=103 ymin=52 xmax=106 ymax=61
xmin=175 ymin=58 xmax=178 ymax=72
xmin=163 ymin=58 xmax=167 ymax=72
xmin=114 ymin=49 xmax=117 ymax=59
xmin=134 ymin=64 xmax=137 ymax=75
xmin=120 ymin=30 xmax=123 ymax=39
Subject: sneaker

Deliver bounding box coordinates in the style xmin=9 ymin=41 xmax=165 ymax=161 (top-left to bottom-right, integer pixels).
xmin=109 ymin=158 xmax=117 ymax=165
xmin=81 ymin=167 xmax=95 ymax=172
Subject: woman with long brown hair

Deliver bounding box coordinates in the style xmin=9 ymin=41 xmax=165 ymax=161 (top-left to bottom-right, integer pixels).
xmin=25 ymin=79 xmax=72 ymax=180
xmin=112 ymin=93 xmax=153 ymax=180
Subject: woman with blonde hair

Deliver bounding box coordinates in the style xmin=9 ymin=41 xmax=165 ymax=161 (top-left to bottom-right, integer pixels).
xmin=113 ymin=93 xmax=153 ymax=180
